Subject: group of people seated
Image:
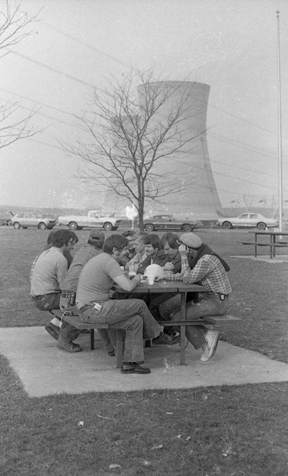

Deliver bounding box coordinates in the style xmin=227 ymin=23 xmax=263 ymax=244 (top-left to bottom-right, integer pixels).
xmin=30 ymin=226 xmax=232 ymax=375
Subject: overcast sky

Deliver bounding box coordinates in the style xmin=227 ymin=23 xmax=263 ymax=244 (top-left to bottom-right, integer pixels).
xmin=0 ymin=0 xmax=287 ymax=211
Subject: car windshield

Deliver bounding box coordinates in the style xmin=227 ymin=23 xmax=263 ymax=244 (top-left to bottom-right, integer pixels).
xmin=35 ymin=214 xmax=43 ymax=218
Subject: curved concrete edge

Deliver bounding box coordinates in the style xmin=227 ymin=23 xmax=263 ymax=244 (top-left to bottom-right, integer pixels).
xmin=0 ymin=327 xmax=288 ymax=397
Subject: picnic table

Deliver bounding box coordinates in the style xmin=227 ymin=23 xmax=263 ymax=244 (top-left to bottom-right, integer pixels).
xmin=63 ymin=282 xmax=241 ymax=367
xmin=113 ymin=281 xmax=240 ymax=365
xmin=241 ymin=230 xmax=288 ymax=259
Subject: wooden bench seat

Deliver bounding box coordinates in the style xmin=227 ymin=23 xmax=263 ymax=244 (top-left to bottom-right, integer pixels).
xmin=49 ymin=309 xmax=64 ymax=319
xmin=62 ymin=313 xmax=241 ymax=367
xmin=160 ymin=315 xmax=242 ymax=364
xmin=62 ymin=314 xmax=123 ymax=368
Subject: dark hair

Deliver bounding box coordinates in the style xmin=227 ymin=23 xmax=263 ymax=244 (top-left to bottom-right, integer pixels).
xmin=143 ymin=234 xmax=160 ymax=250
xmin=122 ymin=230 xmax=136 ymax=239
xmin=47 ymin=230 xmax=78 ymax=246
xmin=87 ymin=238 xmax=104 ymax=249
xmin=70 ymin=231 xmax=78 ymax=244
xmin=87 ymin=230 xmax=105 ymax=249
xmin=160 ymin=232 xmax=179 ymax=250
xmin=103 ymin=234 xmax=129 ymax=254
xmin=52 ymin=230 xmax=77 ymax=248
xmin=128 ymin=231 xmax=148 ymax=248
xmin=132 ymin=231 xmax=148 ymax=240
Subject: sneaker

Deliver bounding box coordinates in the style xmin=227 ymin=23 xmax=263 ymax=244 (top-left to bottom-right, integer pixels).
xmin=57 ymin=338 xmax=82 ymax=353
xmin=200 ymin=330 xmax=219 ymax=362
xmin=153 ymin=333 xmax=181 ymax=346
xmin=121 ymin=362 xmax=150 ymax=374
xmin=45 ymin=322 xmax=60 ymax=341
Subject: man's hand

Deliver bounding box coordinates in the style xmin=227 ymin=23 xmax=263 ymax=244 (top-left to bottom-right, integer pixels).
xmin=114 ymin=273 xmax=141 ymax=292
xmin=132 ymin=274 xmax=142 ymax=286
xmin=178 ymin=244 xmax=188 ymax=257
xmin=155 ymin=271 xmax=172 ymax=281
xmin=164 ymin=262 xmax=174 ymax=271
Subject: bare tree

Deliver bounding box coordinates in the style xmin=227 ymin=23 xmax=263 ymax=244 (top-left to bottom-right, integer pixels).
xmin=67 ymin=70 xmax=204 ymax=229
xmin=0 ymin=1 xmax=39 ymax=149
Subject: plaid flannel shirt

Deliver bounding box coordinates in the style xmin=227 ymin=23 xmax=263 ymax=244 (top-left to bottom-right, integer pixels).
xmin=165 ymin=254 xmax=232 ymax=295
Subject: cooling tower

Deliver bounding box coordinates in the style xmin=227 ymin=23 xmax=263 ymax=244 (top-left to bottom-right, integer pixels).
xmin=137 ymin=81 xmax=222 ymax=221
xmin=102 ymin=81 xmax=222 ymax=221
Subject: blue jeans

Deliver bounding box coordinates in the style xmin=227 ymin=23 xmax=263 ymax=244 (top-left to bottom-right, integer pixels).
xmin=149 ymin=293 xmax=178 ymax=335
xmin=33 ymin=292 xmax=80 ymax=344
xmin=60 ymin=295 xmax=113 ymax=351
xmin=158 ymin=294 xmax=230 ymax=349
xmin=33 ymin=292 xmax=61 ymax=311
xmin=79 ymin=298 xmax=161 ymax=363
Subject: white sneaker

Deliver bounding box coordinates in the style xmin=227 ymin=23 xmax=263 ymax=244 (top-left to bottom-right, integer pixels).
xmin=200 ymin=330 xmax=220 ymax=362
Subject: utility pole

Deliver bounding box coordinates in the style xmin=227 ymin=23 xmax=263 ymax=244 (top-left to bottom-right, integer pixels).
xmin=276 ymin=11 xmax=283 ymax=231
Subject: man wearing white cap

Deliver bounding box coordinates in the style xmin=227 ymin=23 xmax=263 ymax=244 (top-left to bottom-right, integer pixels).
xmin=157 ymin=232 xmax=232 ymax=362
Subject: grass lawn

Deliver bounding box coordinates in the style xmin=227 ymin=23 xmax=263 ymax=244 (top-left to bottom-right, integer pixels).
xmin=1 ymin=226 xmax=288 ymax=475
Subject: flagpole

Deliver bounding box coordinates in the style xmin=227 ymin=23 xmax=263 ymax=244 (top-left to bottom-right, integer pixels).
xmin=276 ymin=11 xmax=283 ymax=232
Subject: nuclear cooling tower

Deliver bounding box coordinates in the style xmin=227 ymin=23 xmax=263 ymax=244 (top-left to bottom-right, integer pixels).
xmin=102 ymin=81 xmax=222 ymax=221
xmin=137 ymin=81 xmax=222 ymax=221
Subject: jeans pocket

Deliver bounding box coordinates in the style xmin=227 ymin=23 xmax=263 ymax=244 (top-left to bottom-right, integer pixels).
xmin=80 ymin=312 xmax=90 ymax=323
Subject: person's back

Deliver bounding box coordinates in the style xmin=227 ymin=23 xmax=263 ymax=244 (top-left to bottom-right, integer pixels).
xmin=31 ymin=247 xmax=67 ymax=297
xmin=30 ymin=229 xmax=77 ymax=345
xmin=76 ymin=252 xmax=121 ymax=307
xmin=58 ymin=230 xmax=114 ymax=355
xmin=62 ymin=243 xmax=102 ymax=293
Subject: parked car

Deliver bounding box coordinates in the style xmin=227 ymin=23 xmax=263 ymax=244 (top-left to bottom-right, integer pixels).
xmin=139 ymin=214 xmax=203 ymax=232
xmin=57 ymin=210 xmax=122 ymax=231
xmin=11 ymin=212 xmax=57 ymax=230
xmin=217 ymin=213 xmax=278 ymax=230
xmin=0 ymin=210 xmax=13 ymax=226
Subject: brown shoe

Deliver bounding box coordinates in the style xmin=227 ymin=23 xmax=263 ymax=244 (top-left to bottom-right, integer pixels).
xmin=121 ymin=362 xmax=150 ymax=374
xmin=57 ymin=338 xmax=82 ymax=353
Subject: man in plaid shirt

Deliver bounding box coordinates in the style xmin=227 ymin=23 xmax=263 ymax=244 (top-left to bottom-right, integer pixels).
xmin=157 ymin=232 xmax=232 ymax=362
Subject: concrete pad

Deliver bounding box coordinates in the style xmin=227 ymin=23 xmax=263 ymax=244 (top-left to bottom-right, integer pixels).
xmin=231 ymin=255 xmax=288 ymax=263
xmin=1 ymin=327 xmax=288 ymax=397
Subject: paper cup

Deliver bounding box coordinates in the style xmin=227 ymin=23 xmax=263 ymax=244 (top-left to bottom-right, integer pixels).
xmin=147 ymin=275 xmax=155 ymax=285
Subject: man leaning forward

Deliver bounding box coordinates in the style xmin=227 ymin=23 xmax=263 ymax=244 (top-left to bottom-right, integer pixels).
xmin=157 ymin=232 xmax=232 ymax=362
xmin=76 ymin=234 xmax=162 ymax=374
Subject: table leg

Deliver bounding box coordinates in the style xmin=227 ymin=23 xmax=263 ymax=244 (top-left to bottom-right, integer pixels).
xmin=90 ymin=329 xmax=94 ymax=350
xmin=180 ymin=292 xmax=187 ymax=365
xmin=269 ymin=235 xmax=273 ymax=259
xmin=115 ymin=330 xmax=123 ymax=368
xmin=255 ymin=234 xmax=258 ymax=257
xmin=273 ymin=235 xmax=276 ymax=258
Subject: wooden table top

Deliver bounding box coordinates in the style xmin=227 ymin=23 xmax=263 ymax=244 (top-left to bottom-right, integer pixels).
xmin=248 ymin=230 xmax=288 ymax=236
xmin=113 ymin=281 xmax=208 ymax=294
